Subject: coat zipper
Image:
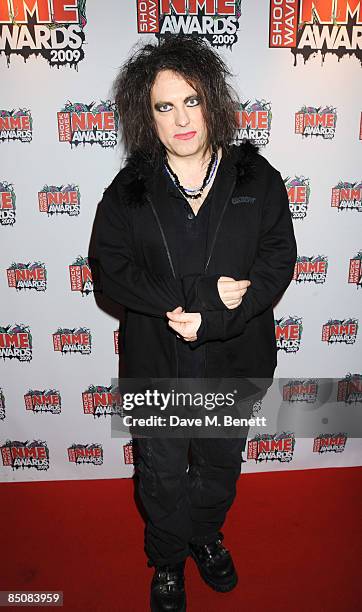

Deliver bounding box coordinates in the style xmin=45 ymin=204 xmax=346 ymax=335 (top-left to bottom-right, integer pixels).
xmin=147 ymin=196 xmax=179 ymax=378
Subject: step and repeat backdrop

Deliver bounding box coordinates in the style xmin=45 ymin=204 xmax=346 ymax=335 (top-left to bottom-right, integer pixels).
xmin=1 ymin=1 xmax=361 ymax=482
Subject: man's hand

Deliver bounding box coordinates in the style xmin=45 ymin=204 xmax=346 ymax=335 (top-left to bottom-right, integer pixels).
xmin=217 ymin=276 xmax=251 ymax=309
xmin=166 ymin=306 xmax=202 ymax=342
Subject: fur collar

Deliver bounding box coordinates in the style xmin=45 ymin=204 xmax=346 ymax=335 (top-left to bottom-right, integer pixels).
xmin=111 ymin=140 xmax=259 ymax=208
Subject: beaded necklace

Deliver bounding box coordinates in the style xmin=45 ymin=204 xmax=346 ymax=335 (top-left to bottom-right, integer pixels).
xmin=164 ymin=147 xmax=218 ymax=200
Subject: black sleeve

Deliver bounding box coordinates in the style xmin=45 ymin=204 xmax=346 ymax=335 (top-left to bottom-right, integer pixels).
xmin=190 ymin=170 xmax=297 ymax=346
xmin=93 ymin=183 xmax=222 ymax=317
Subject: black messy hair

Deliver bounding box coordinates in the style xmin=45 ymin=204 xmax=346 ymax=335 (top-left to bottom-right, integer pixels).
xmin=112 ymin=35 xmax=239 ymax=165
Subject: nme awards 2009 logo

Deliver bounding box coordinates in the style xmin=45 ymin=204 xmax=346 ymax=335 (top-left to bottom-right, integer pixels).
xmin=234 ymin=100 xmax=272 ymax=147
xmin=68 ymin=443 xmax=103 ymax=465
xmin=0 ymin=180 xmax=16 ymax=225
xmin=285 ymin=175 xmax=310 ymax=219
xmin=283 ymin=378 xmax=318 ymax=402
xmin=322 ymin=318 xmax=358 ymax=344
xmin=313 ymin=433 xmax=347 ymax=453
xmin=53 ymin=327 xmax=91 ymax=354
xmin=57 ymin=101 xmax=118 ymax=148
xmin=247 ymin=432 xmax=295 ymax=463
xmin=269 ymin=0 xmax=362 ymax=65
xmin=69 ymin=256 xmax=93 ymax=295
xmin=82 ymin=385 xmax=123 ymax=418
xmin=337 ymin=372 xmax=362 ymax=403
xmin=348 ymin=250 xmax=362 ymax=287
xmin=293 ymin=255 xmax=328 ymax=284
xmin=295 ymin=105 xmax=337 ymax=138
xmin=331 ymin=181 xmax=362 ymax=212
xmin=137 ymin=0 xmax=242 ymax=49
xmin=7 ymin=261 xmax=47 ymax=291
xmin=0 ymin=0 xmax=87 ymax=68
xmin=0 ymin=108 xmax=32 ymax=142
xmin=38 ymin=184 xmax=80 ymax=216
xmin=1 ymin=440 xmax=49 ymax=470
xmin=24 ymin=389 xmax=61 ymax=413
xmin=275 ymin=316 xmax=303 ymax=353
xmin=0 ymin=323 xmax=32 ymax=361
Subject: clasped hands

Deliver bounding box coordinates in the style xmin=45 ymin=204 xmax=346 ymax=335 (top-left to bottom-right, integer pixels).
xmin=166 ymin=276 xmax=251 ymax=342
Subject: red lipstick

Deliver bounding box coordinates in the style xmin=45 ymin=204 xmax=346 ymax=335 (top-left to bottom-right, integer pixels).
xmin=174 ymin=131 xmax=196 ymax=140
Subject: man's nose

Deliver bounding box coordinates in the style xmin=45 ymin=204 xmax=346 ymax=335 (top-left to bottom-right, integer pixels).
xmin=174 ymin=107 xmax=190 ymax=127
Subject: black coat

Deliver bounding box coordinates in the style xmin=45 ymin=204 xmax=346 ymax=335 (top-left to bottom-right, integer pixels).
xmin=93 ymin=141 xmax=297 ymax=379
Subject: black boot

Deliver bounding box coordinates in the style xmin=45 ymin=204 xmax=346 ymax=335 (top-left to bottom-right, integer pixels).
xmin=189 ymin=533 xmax=238 ymax=592
xmin=150 ymin=560 xmax=186 ymax=612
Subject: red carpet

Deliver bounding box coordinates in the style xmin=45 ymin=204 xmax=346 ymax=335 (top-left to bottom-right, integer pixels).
xmin=1 ymin=467 xmax=361 ymax=612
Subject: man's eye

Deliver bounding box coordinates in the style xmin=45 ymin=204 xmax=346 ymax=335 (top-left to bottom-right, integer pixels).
xmin=158 ymin=104 xmax=172 ymax=112
xmin=186 ymin=97 xmax=200 ymax=107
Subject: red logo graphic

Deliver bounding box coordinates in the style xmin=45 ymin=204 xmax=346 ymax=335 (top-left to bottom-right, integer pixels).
xmin=68 ymin=444 xmax=103 ymax=465
xmin=24 ymin=390 xmax=61 ymax=414
xmin=53 ymin=327 xmax=91 ymax=355
xmin=0 ymin=108 xmax=32 ymax=142
xmin=38 ymin=184 xmax=80 ymax=216
xmin=295 ymin=106 xmax=337 ymax=139
xmin=234 ymin=100 xmax=272 ymax=147
xmin=270 ymin=1 xmax=362 ymax=65
xmin=283 ymin=379 xmax=318 ymax=402
xmin=331 ymin=181 xmax=362 ymax=212
xmin=285 ymin=176 xmax=310 ymax=220
xmin=7 ymin=262 xmax=47 ymax=291
xmin=0 ymin=180 xmax=16 ymax=225
xmin=275 ymin=316 xmax=303 ymax=353
xmin=321 ymin=319 xmax=358 ymax=344
xmin=123 ymin=440 xmax=134 ymax=465
xmin=1 ymin=440 xmax=49 ymax=470
xmin=248 ymin=432 xmax=295 ymax=462
xmin=337 ymin=373 xmax=362 ymax=403
xmin=348 ymin=251 xmax=362 ymax=288
xmin=69 ymin=257 xmax=93 ymax=294
xmin=313 ymin=433 xmax=347 ymax=453
xmin=57 ymin=100 xmax=118 ymax=148
xmin=82 ymin=385 xmax=122 ymax=418
xmin=0 ymin=0 xmax=87 ymax=68
xmin=293 ymin=255 xmax=328 ymax=284
xmin=0 ymin=323 xmax=32 ymax=361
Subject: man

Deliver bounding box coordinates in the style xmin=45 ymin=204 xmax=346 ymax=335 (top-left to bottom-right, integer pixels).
xmin=93 ymin=35 xmax=297 ymax=612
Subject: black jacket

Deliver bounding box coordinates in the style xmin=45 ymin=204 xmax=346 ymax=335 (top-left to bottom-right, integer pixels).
xmin=93 ymin=141 xmax=297 ymax=379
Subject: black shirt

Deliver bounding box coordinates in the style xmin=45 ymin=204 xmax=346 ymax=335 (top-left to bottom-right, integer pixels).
xmin=161 ymin=165 xmax=217 ymax=377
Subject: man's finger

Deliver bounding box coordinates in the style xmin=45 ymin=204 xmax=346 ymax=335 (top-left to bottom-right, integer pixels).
xmin=166 ymin=312 xmax=192 ymax=322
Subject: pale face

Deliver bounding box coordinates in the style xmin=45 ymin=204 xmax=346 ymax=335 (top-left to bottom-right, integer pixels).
xmin=150 ymin=69 xmax=209 ymax=160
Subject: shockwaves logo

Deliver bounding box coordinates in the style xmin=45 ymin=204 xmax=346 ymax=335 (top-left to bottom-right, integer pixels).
xmin=247 ymin=432 xmax=295 ymax=463
xmin=285 ymin=176 xmax=310 ymax=219
xmin=0 ymin=180 xmax=16 ymax=225
xmin=275 ymin=316 xmax=303 ymax=353
xmin=137 ymin=0 xmax=242 ymax=48
xmin=234 ymin=100 xmax=272 ymax=147
xmin=313 ymin=433 xmax=347 ymax=453
xmin=24 ymin=389 xmax=61 ymax=413
xmin=0 ymin=108 xmax=32 ymax=142
xmin=348 ymin=250 xmax=362 ymax=287
xmin=0 ymin=0 xmax=87 ymax=68
xmin=322 ymin=318 xmax=358 ymax=344
xmin=57 ymin=100 xmax=118 ymax=148
xmin=123 ymin=440 xmax=134 ymax=465
xmin=331 ymin=180 xmax=362 ymax=211
xmin=269 ymin=0 xmax=362 ymax=65
xmin=53 ymin=327 xmax=91 ymax=354
xmin=82 ymin=385 xmax=123 ymax=418
xmin=7 ymin=261 xmax=47 ymax=291
xmin=0 ymin=323 xmax=32 ymax=361
xmin=114 ymin=330 xmax=119 ymax=354
xmin=68 ymin=443 xmax=103 ymax=465
xmin=69 ymin=256 xmax=93 ymax=295
xmin=38 ymin=183 xmax=80 ymax=216
xmin=1 ymin=440 xmax=49 ymax=470
xmin=337 ymin=372 xmax=362 ymax=403
xmin=0 ymin=387 xmax=5 ymax=420
xmin=283 ymin=378 xmax=318 ymax=402
xmin=295 ymin=105 xmax=337 ymax=138
xmin=293 ymin=255 xmax=328 ymax=284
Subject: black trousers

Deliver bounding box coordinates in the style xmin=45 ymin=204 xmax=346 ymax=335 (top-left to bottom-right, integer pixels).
xmin=133 ymin=435 xmax=247 ymax=567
